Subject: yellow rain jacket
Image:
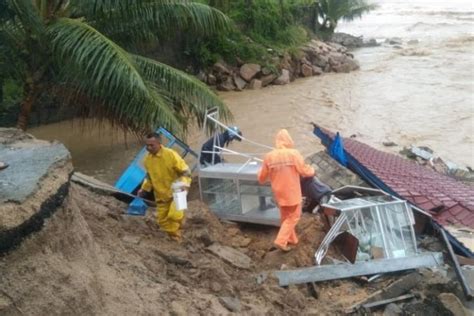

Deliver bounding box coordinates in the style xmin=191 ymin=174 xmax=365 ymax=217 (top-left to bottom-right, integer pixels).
xmin=140 ymin=146 xmax=191 ymax=237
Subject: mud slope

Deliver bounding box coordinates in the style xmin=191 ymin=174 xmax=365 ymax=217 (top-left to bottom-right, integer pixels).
xmin=0 ymin=183 xmax=374 ymax=315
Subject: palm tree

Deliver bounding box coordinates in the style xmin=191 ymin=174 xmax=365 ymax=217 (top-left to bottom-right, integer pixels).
xmin=315 ymin=0 xmax=377 ymax=34
xmin=0 ymin=0 xmax=231 ymax=134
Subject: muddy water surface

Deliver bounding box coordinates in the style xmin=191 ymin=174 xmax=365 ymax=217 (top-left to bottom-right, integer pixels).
xmin=29 ymin=0 xmax=474 ymax=184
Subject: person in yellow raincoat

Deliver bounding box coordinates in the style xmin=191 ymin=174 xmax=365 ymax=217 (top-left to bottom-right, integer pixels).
xmin=138 ymin=133 xmax=191 ymax=241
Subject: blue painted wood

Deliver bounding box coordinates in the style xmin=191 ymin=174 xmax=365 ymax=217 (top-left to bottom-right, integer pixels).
xmin=114 ymin=127 xmax=198 ymax=195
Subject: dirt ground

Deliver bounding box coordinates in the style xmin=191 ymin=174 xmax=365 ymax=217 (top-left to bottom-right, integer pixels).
xmin=0 ymin=183 xmax=383 ymax=315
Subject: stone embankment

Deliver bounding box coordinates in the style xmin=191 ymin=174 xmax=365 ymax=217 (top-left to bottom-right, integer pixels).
xmin=199 ymin=39 xmax=360 ymax=92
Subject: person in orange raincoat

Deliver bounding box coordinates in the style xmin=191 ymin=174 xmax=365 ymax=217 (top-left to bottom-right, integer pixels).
xmin=258 ymin=129 xmax=315 ymax=251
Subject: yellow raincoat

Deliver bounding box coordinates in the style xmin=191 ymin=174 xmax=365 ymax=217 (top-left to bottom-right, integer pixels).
xmin=140 ymin=146 xmax=191 ymax=237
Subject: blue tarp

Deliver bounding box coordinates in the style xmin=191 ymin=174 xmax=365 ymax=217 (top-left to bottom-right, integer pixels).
xmin=329 ymin=132 xmax=347 ymax=167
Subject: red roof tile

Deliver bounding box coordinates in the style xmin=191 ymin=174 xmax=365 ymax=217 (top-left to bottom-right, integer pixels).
xmin=318 ymin=128 xmax=474 ymax=229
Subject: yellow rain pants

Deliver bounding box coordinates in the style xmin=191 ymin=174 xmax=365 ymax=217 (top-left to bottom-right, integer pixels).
xmin=140 ymin=146 xmax=191 ymax=236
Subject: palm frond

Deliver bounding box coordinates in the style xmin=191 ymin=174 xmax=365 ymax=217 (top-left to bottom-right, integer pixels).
xmin=47 ymin=17 xmax=181 ymax=133
xmin=132 ymin=54 xmax=232 ymax=129
xmin=8 ymin=0 xmax=46 ymax=39
xmin=75 ymin=1 xmax=231 ymax=44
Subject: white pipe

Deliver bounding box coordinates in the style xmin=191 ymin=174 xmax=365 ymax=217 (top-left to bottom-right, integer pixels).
xmin=215 ymin=146 xmax=263 ymax=162
xmin=206 ymin=115 xmax=273 ymax=150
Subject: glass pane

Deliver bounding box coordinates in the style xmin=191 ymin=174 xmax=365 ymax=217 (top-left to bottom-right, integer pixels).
xmin=201 ymin=177 xmax=240 ymax=214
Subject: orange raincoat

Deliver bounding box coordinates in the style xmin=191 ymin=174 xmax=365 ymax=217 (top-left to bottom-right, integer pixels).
xmin=258 ymin=129 xmax=315 ymax=248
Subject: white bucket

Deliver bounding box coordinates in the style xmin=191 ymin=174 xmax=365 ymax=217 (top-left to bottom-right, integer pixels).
xmin=173 ymin=190 xmax=188 ymax=211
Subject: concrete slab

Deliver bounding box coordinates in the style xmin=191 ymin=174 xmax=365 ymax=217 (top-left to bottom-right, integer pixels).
xmin=207 ymin=243 xmax=252 ymax=269
xmin=0 ymin=140 xmax=70 ymax=203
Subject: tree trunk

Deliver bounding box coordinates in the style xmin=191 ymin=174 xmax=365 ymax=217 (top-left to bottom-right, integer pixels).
xmin=16 ymin=82 xmax=39 ymax=130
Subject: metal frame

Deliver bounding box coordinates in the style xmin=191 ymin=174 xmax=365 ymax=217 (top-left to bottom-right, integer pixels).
xmin=198 ymin=109 xmax=280 ymax=226
xmin=315 ymin=187 xmax=418 ymax=265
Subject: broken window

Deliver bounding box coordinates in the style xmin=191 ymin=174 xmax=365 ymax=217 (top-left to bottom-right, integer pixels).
xmin=316 ymin=186 xmax=418 ymax=265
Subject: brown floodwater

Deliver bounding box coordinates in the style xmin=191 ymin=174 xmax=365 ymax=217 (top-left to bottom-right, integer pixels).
xmin=29 ymin=0 xmax=474 ymax=184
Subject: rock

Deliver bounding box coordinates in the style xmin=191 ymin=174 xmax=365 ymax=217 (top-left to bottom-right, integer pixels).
xmin=410 ymin=146 xmax=434 ymax=160
xmin=313 ymin=54 xmax=329 ymax=68
xmin=300 ymin=56 xmax=311 ymax=65
xmin=260 ymin=74 xmax=277 ymax=87
xmin=273 ymin=69 xmax=290 ymax=85
xmin=256 ymin=272 xmax=268 ymax=285
xmin=312 ymin=66 xmax=323 ymax=76
xmin=261 ymin=66 xmax=272 ymax=76
xmin=239 ymin=63 xmax=261 ymax=82
xmin=212 ymin=62 xmax=232 ymax=75
xmin=393 ymin=45 xmax=403 ymax=49
xmin=170 ymin=301 xmax=187 ymax=316
xmin=280 ymin=53 xmax=292 ymax=71
xmin=121 ymin=235 xmax=141 ymax=245
xmin=301 ymin=64 xmax=313 ymax=77
xmin=196 ymin=71 xmax=207 ymax=83
xmin=386 ymin=37 xmax=402 ymax=45
xmin=218 ymin=297 xmax=241 ymax=312
xmin=248 ymin=79 xmax=262 ymax=90
xmin=233 ymin=75 xmax=247 ymax=91
xmin=207 ymin=243 xmax=252 ymax=269
xmin=438 ymin=293 xmax=467 ymax=316
xmin=408 ymin=39 xmax=419 ymax=45
xmin=331 ymin=32 xmax=364 ymax=48
xmin=383 ymin=141 xmax=398 ymax=147
xmin=328 ymin=42 xmax=347 ymax=53
xmin=217 ymin=77 xmax=236 ymax=91
xmin=207 ymin=74 xmax=216 ymax=85
xmin=383 ymin=303 xmax=403 ymax=316
xmin=363 ymin=38 xmax=379 ymax=47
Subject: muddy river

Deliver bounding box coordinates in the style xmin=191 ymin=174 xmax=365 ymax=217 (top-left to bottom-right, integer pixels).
xmin=30 ymin=0 xmax=473 ymax=184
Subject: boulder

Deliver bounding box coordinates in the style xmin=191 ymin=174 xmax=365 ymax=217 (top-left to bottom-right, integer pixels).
xmin=386 ymin=37 xmax=402 ymax=45
xmin=260 ymin=74 xmax=277 ymax=87
xmin=216 ymin=77 xmax=236 ymax=91
xmin=331 ymin=32 xmax=364 ymax=48
xmin=196 ymin=71 xmax=207 ymax=83
xmin=273 ymin=69 xmax=290 ymax=85
xmin=301 ymin=64 xmax=313 ymax=77
xmin=233 ymin=75 xmax=247 ymax=91
xmin=239 ymin=63 xmax=261 ymax=82
xmin=312 ymin=66 xmax=323 ymax=76
xmin=261 ymin=66 xmax=272 ymax=76
xmin=363 ymin=38 xmax=379 ymax=47
xmin=280 ymin=53 xmax=293 ymax=71
xmin=328 ymin=42 xmax=347 ymax=53
xmin=300 ymin=56 xmax=311 ymax=65
xmin=313 ymin=54 xmax=329 ymax=68
xmin=207 ymin=74 xmax=216 ymax=86
xmin=248 ymin=79 xmax=262 ymax=90
xmin=212 ymin=61 xmax=232 ymax=75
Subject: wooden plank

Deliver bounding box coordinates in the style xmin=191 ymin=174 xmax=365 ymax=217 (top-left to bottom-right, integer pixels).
xmin=441 ymin=229 xmax=473 ymax=301
xmin=362 ymin=294 xmax=416 ymax=310
xmin=274 ymin=253 xmax=443 ymax=286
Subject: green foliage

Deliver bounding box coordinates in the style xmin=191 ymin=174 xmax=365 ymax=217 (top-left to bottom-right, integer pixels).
xmin=190 ymin=0 xmax=313 ymax=68
xmin=0 ymin=0 xmax=232 ymax=133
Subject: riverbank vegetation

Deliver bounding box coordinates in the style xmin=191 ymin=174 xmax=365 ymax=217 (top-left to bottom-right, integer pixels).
xmin=0 ymin=0 xmax=376 ymax=132
xmin=186 ymin=0 xmax=377 ymax=68
xmin=0 ymin=0 xmax=230 ymax=133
